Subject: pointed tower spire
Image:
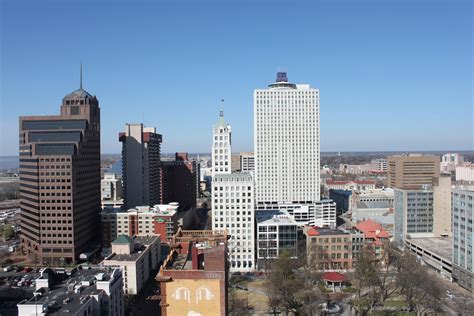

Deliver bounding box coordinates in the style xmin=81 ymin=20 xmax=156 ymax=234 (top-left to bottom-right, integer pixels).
xmin=80 ymin=62 xmax=83 ymax=90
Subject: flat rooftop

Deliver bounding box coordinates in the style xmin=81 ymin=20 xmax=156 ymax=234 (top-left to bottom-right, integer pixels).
xmin=18 ymin=267 xmax=119 ymax=315
xmin=406 ymin=237 xmax=452 ymax=261
xmin=106 ymin=235 xmax=159 ymax=262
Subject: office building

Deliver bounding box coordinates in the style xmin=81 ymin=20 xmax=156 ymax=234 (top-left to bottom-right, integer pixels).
xmin=101 ymin=173 xmax=123 ymax=209
xmin=440 ymin=153 xmax=464 ymax=173
xmin=305 ymin=227 xmax=354 ymax=270
xmin=254 ymin=72 xmax=320 ymax=203
xmin=100 ymin=203 xmax=179 ymax=247
xmin=370 ymin=158 xmax=388 ymax=173
xmin=119 ymin=124 xmax=162 ymax=209
xmin=231 ymin=154 xmax=241 ymax=172
xmin=325 ymin=180 xmax=376 ymax=192
xmin=212 ymin=111 xmax=231 ymax=175
xmin=212 ymin=173 xmax=255 ymax=271
xmin=255 ymin=200 xmax=336 ymax=227
xmin=456 ymin=164 xmax=474 ymax=183
xmin=452 ymin=187 xmax=474 ymax=292
xmin=387 ymin=154 xmax=440 ymax=189
xmin=103 ymin=235 xmax=161 ymax=295
xmin=256 ymin=210 xmax=298 ymax=269
xmin=18 ymin=267 xmax=124 ymax=316
xmin=156 ymin=229 xmax=228 ymax=316
xmin=161 ymin=154 xmax=198 ymax=210
xmin=240 ymin=152 xmax=255 ymax=173
xmin=19 ymin=81 xmax=101 ymax=265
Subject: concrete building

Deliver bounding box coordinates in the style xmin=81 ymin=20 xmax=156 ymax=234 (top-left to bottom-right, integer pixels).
xmin=441 ymin=153 xmax=464 ymax=173
xmin=432 ymin=175 xmax=452 ymax=237
xmin=231 ymin=154 xmax=241 ymax=172
xmin=405 ymin=235 xmax=453 ymax=281
xmin=18 ymin=267 xmax=124 ymax=316
xmin=255 ymin=200 xmax=336 ymax=227
xmin=240 ymin=152 xmax=255 ymax=173
xmin=212 ymin=173 xmax=255 ymax=271
xmin=339 ymin=163 xmax=372 ymax=175
xmin=371 ymin=158 xmax=388 ymax=173
xmin=119 ymin=124 xmax=162 ymax=209
xmin=256 ymin=210 xmax=298 ymax=269
xmin=101 ymin=173 xmax=123 ymax=208
xmin=387 ymin=154 xmax=440 ymax=189
xmin=254 ymin=72 xmax=320 ymax=203
xmin=326 ymin=180 xmax=376 ymax=192
xmin=101 ymin=203 xmax=179 ymax=247
xmin=19 ymin=81 xmax=101 ymax=265
xmin=212 ymin=111 xmax=231 ymax=175
xmin=352 ymin=200 xmax=394 ymax=231
xmin=452 ymin=187 xmax=474 ymax=292
xmin=102 ymin=235 xmax=161 ymax=295
xmin=394 ymin=176 xmax=451 ymax=246
xmin=456 ymin=164 xmax=474 ymax=183
xmin=156 ymin=229 xmax=228 ymax=316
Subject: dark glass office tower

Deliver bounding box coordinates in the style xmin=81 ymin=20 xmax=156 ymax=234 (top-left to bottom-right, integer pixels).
xmin=19 ymin=84 xmax=100 ymax=265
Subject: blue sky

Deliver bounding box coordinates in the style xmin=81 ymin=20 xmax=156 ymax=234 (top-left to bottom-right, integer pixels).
xmin=1 ymin=0 xmax=472 ymax=155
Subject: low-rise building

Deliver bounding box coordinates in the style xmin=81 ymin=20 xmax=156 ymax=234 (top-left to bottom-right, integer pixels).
xmin=352 ymin=200 xmax=394 ymax=232
xmin=326 ymin=180 xmax=376 ymax=191
xmin=305 ymin=227 xmax=354 ymax=270
xmin=18 ymin=267 xmax=124 ymax=316
xmin=338 ymin=163 xmax=372 ymax=175
xmin=102 ymin=235 xmax=161 ymax=295
xmin=256 ymin=210 xmax=298 ymax=269
xmin=354 ymin=220 xmax=391 ymax=259
xmin=101 ymin=203 xmax=179 ymax=247
xmin=156 ymin=229 xmax=228 ymax=316
xmin=405 ymin=235 xmax=453 ymax=281
xmin=255 ymin=200 xmax=336 ymax=227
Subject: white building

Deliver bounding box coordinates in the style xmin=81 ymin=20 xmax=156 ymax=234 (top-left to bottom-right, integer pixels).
xmin=326 ymin=180 xmax=376 ymax=191
xmin=212 ymin=111 xmax=231 ymax=176
xmin=256 ymin=210 xmax=298 ymax=269
xmin=101 ymin=173 xmax=123 ymax=208
xmin=212 ymin=173 xmax=255 ymax=272
xmin=456 ymin=164 xmax=474 ymax=183
xmin=254 ymin=72 xmax=320 ymax=203
xmin=255 ymin=200 xmax=336 ymax=227
xmin=339 ymin=163 xmax=371 ymax=175
xmin=371 ymin=158 xmax=388 ymax=173
xmin=441 ymin=153 xmax=464 ymax=172
xmin=103 ymin=235 xmax=161 ymax=295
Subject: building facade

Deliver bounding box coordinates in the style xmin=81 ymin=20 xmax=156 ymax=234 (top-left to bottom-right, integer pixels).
xmin=456 ymin=164 xmax=474 ymax=183
xmin=452 ymin=187 xmax=474 ymax=292
xmin=240 ymin=152 xmax=255 ymax=173
xmin=440 ymin=153 xmax=464 ymax=173
xmin=19 ymin=83 xmax=101 ymax=265
xmin=100 ymin=203 xmax=179 ymax=247
xmin=371 ymin=158 xmax=388 ymax=173
xmin=256 ymin=210 xmax=298 ymax=269
xmin=119 ymin=124 xmax=162 ymax=209
xmin=161 ymin=157 xmax=198 ymax=210
xmin=101 ymin=173 xmax=123 ymax=208
xmin=212 ymin=112 xmax=231 ymax=175
xmin=254 ymin=72 xmax=320 ymax=203
xmin=103 ymin=235 xmax=161 ymax=295
xmin=387 ymin=154 xmax=440 ymax=189
xmin=255 ymin=200 xmax=336 ymax=227
xmin=156 ymin=230 xmax=228 ymax=316
xmin=212 ymin=173 xmax=255 ymax=271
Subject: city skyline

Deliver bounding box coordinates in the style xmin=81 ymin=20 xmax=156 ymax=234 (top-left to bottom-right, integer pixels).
xmin=1 ymin=0 xmax=472 ymax=156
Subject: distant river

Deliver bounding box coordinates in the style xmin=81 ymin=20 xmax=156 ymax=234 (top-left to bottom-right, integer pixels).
xmin=108 ymin=159 xmax=122 ymax=175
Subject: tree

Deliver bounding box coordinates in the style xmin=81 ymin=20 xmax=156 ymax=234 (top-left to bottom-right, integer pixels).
xmin=266 ymin=250 xmax=323 ymax=315
xmin=228 ymin=274 xmax=252 ymax=315
xmin=2 ymin=225 xmax=15 ymax=240
xmin=349 ymin=247 xmax=380 ymax=314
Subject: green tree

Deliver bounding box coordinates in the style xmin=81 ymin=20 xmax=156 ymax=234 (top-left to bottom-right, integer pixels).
xmin=2 ymin=225 xmax=15 ymax=240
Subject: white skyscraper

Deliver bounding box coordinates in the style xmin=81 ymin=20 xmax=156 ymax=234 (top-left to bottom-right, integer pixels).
xmin=212 ymin=111 xmax=232 ymax=176
xmin=211 ymin=112 xmax=255 ymax=272
xmin=254 ymin=72 xmax=320 ymax=203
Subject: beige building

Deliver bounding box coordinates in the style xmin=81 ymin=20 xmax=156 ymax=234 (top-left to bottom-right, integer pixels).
xmin=433 ymin=175 xmax=452 ymax=237
xmin=103 ymin=234 xmax=161 ymax=295
xmin=388 ymin=154 xmax=440 ymax=189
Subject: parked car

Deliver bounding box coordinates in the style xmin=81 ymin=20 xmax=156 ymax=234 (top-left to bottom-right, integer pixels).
xmin=3 ymin=266 xmax=13 ymax=272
